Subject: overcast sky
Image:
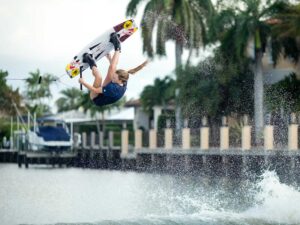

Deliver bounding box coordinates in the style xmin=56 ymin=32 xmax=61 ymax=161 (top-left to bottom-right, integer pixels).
xmin=0 ymin=0 xmax=210 ymax=112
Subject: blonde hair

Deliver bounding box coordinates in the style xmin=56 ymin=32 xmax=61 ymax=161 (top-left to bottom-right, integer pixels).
xmin=116 ymin=60 xmax=148 ymax=84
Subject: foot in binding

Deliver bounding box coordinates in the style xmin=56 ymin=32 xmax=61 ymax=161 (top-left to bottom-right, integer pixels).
xmin=83 ymin=53 xmax=97 ymax=69
xmin=110 ymin=32 xmax=121 ymax=51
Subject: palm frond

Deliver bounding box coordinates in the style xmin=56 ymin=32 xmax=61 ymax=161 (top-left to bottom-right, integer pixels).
xmin=126 ymin=0 xmax=144 ymax=16
xmin=156 ymin=20 xmax=167 ymax=55
xmin=141 ymin=1 xmax=164 ymax=57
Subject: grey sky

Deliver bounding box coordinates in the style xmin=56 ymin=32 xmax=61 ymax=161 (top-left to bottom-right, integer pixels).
xmin=0 ymin=0 xmax=210 ymax=112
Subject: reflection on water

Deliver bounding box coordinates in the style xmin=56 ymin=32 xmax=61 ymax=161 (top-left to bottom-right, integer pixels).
xmin=0 ymin=163 xmax=300 ymax=225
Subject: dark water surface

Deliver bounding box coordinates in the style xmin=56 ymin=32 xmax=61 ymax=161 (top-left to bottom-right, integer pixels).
xmin=0 ymin=163 xmax=300 ymax=225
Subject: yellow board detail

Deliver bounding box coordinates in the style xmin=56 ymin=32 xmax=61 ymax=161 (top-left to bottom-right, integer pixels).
xmin=66 ymin=64 xmax=71 ymax=71
xmin=66 ymin=19 xmax=137 ymax=80
xmin=66 ymin=64 xmax=80 ymax=78
xmin=124 ymin=20 xmax=133 ymax=29
xmin=71 ymin=68 xmax=80 ymax=77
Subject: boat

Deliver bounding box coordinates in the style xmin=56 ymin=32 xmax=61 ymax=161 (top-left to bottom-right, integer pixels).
xmin=27 ymin=117 xmax=72 ymax=151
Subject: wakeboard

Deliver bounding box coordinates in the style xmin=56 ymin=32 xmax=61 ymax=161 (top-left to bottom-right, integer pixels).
xmin=66 ymin=19 xmax=138 ymax=78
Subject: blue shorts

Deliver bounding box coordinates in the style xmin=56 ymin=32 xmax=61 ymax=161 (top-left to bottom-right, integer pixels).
xmin=92 ymin=82 xmax=126 ymax=106
xmin=92 ymin=94 xmax=117 ymax=106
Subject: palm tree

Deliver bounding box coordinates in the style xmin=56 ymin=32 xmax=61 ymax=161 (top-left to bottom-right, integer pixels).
xmin=271 ymin=2 xmax=300 ymax=64
xmin=24 ymin=69 xmax=56 ymax=116
xmin=0 ymin=70 xmax=24 ymax=116
xmin=79 ymin=92 xmax=125 ymax=134
xmin=140 ymin=76 xmax=175 ymax=113
xmin=126 ymin=0 xmax=214 ymax=139
xmin=56 ymin=88 xmax=82 ymax=112
xmin=272 ymin=3 xmax=300 ymax=38
xmin=216 ymin=0 xmax=288 ymax=144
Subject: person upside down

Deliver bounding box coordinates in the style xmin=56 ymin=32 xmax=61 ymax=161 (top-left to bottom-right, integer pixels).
xmin=79 ymin=33 xmax=148 ymax=106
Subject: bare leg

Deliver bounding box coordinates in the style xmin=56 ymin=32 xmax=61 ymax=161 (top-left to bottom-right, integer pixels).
xmin=90 ymin=66 xmax=103 ymax=100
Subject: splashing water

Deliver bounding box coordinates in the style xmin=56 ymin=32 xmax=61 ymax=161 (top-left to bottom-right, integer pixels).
xmin=1 ymin=164 xmax=300 ymax=225
xmin=154 ymin=171 xmax=300 ymax=225
xmin=243 ymin=171 xmax=300 ymax=224
xmin=122 ymin=171 xmax=300 ymax=225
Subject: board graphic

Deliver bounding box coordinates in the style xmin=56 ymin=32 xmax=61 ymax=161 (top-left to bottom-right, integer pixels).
xmin=66 ymin=19 xmax=138 ymax=78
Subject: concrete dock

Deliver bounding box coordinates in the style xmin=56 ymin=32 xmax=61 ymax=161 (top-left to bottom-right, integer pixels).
xmin=1 ymin=147 xmax=300 ymax=178
xmin=1 ymin=117 xmax=299 ymax=177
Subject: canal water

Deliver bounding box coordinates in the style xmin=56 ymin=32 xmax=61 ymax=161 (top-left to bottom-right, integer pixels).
xmin=0 ymin=163 xmax=300 ymax=225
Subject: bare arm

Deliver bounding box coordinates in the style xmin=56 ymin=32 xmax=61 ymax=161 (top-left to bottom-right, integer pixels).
xmin=107 ymin=50 xmax=120 ymax=77
xmin=79 ymin=78 xmax=102 ymax=94
xmin=103 ymin=50 xmax=120 ymax=86
xmin=106 ymin=53 xmax=112 ymax=64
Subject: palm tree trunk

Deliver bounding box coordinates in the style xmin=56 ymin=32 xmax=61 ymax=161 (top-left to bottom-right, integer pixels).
xmin=254 ymin=51 xmax=264 ymax=145
xmin=175 ymin=41 xmax=183 ymax=145
xmin=175 ymin=41 xmax=183 ymax=66
xmin=186 ymin=47 xmax=193 ymax=68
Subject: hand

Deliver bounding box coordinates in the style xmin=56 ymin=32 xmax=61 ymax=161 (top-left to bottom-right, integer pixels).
xmin=110 ymin=32 xmax=121 ymax=51
xmin=79 ymin=78 xmax=85 ymax=84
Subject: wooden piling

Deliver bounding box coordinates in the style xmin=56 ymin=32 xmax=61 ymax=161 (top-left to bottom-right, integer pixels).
xmin=200 ymin=127 xmax=209 ymax=150
xmin=135 ymin=129 xmax=142 ymax=150
xmin=220 ymin=116 xmax=229 ymax=150
xmin=164 ymin=129 xmax=173 ymax=150
xmin=264 ymin=125 xmax=274 ymax=150
xmin=121 ymin=129 xmax=129 ymax=156
xmin=288 ymin=124 xmax=298 ymax=150
xmin=182 ymin=128 xmax=190 ymax=149
xmin=220 ymin=127 xmax=229 ymax=150
xmin=242 ymin=126 xmax=251 ymax=150
xmin=149 ymin=129 xmax=157 ymax=149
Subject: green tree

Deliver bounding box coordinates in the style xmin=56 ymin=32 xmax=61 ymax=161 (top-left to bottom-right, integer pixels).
xmin=126 ymin=0 xmax=213 ymax=61
xmin=272 ymin=3 xmax=300 ymax=38
xmin=0 ymin=70 xmax=24 ymax=146
xmin=266 ymin=73 xmax=300 ymax=113
xmin=177 ymin=53 xmax=254 ymax=119
xmin=126 ymin=0 xmax=214 ymax=136
xmin=0 ymin=70 xmax=24 ymax=116
xmin=271 ymin=2 xmax=300 ymax=64
xmin=215 ymin=0 xmax=288 ymax=144
xmin=140 ymin=76 xmax=175 ymax=113
xmin=79 ymin=92 xmax=125 ymax=134
xmin=56 ymin=88 xmax=82 ymax=112
xmin=24 ymin=69 xmax=56 ymax=116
